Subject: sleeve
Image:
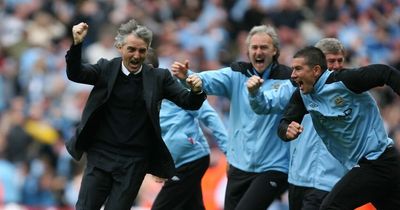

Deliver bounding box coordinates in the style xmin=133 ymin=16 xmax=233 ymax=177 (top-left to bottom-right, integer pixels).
xmin=249 ymin=81 xmax=296 ymax=114
xmin=198 ymin=68 xmax=234 ymax=97
xmin=277 ymin=89 xmax=308 ymax=141
xmin=194 ymin=101 xmax=228 ymax=154
xmin=336 ymin=64 xmax=400 ymax=94
xmin=163 ymin=69 xmax=207 ymax=110
xmin=65 ymin=43 xmax=101 ymax=85
xmin=179 ymin=68 xmax=233 ymax=97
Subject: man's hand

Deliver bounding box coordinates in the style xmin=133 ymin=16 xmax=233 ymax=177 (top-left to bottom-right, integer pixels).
xmin=171 ymin=60 xmax=189 ymax=80
xmin=286 ymin=121 xmax=303 ymax=140
xmin=186 ymin=74 xmax=203 ymax=94
xmin=72 ymin=22 xmax=89 ymax=45
xmin=247 ymin=75 xmax=264 ymax=95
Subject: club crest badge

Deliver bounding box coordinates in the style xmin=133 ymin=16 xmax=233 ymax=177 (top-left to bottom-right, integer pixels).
xmin=334 ymin=96 xmax=345 ymax=106
xmin=272 ymin=83 xmax=280 ymax=90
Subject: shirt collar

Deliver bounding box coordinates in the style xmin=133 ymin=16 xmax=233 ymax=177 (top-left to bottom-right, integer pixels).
xmin=121 ymin=62 xmax=142 ymax=76
xmin=253 ymin=64 xmax=272 ymax=79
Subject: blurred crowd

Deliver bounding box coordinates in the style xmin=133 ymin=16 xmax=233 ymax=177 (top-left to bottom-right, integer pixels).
xmin=0 ymin=0 xmax=399 ymax=209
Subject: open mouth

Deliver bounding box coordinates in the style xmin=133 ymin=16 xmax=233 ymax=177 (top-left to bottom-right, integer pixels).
xmin=296 ymin=80 xmax=304 ymax=91
xmin=255 ymin=58 xmax=265 ymax=64
xmin=254 ymin=58 xmax=265 ymax=68
xmin=130 ymin=59 xmax=140 ymax=65
xmin=129 ymin=59 xmax=140 ymax=69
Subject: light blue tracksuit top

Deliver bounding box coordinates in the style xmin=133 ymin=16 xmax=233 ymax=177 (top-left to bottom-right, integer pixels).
xmin=160 ymin=98 xmax=227 ymax=168
xmin=197 ymin=66 xmax=291 ymax=173
xmin=301 ymin=70 xmax=393 ymax=170
xmin=249 ymin=81 xmax=348 ymax=191
xmin=289 ymin=115 xmax=348 ymax=191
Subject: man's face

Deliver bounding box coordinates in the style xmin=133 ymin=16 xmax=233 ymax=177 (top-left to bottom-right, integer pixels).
xmin=325 ymin=53 xmax=344 ymax=71
xmin=118 ymin=34 xmax=148 ymax=73
xmin=291 ymin=57 xmax=321 ymax=94
xmin=247 ymin=33 xmax=277 ymax=73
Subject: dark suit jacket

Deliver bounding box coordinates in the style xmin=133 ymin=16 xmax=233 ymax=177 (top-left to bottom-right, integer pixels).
xmin=65 ymin=44 xmax=206 ymax=178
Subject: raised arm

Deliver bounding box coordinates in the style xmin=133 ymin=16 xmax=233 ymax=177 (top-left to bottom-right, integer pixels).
xmin=277 ymin=89 xmax=308 ymax=141
xmin=335 ymin=64 xmax=400 ymax=94
xmin=66 ymin=22 xmax=100 ymax=85
xmin=162 ymin=69 xmax=206 ymax=110
xmin=247 ymin=76 xmax=296 ymax=114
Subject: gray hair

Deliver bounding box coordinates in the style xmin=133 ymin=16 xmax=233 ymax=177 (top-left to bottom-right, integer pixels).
xmin=245 ymin=25 xmax=280 ymax=61
xmin=314 ymin=38 xmax=345 ymax=55
xmin=114 ymin=19 xmax=153 ymax=48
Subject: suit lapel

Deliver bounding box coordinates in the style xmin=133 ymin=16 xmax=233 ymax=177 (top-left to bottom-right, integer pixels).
xmin=142 ymin=64 xmax=154 ymax=109
xmin=106 ymin=58 xmax=122 ymax=99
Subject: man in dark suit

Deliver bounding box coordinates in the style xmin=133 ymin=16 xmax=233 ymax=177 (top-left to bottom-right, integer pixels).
xmin=65 ymin=19 xmax=206 ymax=210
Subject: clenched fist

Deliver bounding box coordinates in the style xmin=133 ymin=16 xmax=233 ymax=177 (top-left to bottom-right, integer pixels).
xmin=247 ymin=75 xmax=264 ymax=95
xmin=286 ymin=121 xmax=303 ymax=140
xmin=186 ymin=74 xmax=203 ymax=94
xmin=72 ymin=22 xmax=89 ymax=45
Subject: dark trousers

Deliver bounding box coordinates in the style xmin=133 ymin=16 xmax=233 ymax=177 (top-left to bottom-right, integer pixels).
xmin=76 ymin=151 xmax=149 ymax=210
xmin=320 ymin=146 xmax=400 ymax=210
xmin=224 ymin=165 xmax=288 ymax=210
xmin=288 ymin=184 xmax=329 ymax=210
xmin=151 ymin=155 xmax=210 ymax=210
